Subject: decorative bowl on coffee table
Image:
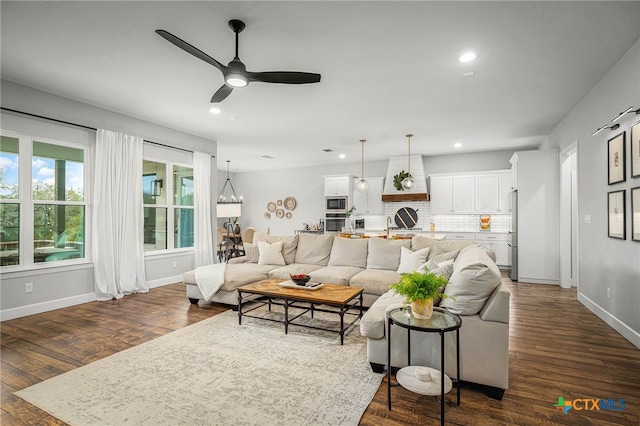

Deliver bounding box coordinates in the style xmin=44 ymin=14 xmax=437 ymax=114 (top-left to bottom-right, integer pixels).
xmin=290 ymin=274 xmax=311 ymax=286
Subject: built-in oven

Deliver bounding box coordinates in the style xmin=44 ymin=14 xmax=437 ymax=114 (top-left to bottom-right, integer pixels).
xmin=325 ymin=213 xmax=347 ymax=233
xmin=325 ymin=196 xmax=348 ymax=213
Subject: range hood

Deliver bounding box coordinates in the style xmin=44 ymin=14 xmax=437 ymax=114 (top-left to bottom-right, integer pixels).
xmin=382 ymin=155 xmax=429 ymax=202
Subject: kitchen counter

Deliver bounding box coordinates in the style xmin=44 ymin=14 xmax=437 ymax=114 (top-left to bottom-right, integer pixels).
xmin=345 ymin=231 xmax=447 ymax=241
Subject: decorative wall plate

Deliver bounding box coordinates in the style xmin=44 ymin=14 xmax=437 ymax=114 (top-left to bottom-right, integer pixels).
xmin=284 ymin=197 xmax=296 ymax=211
xmin=267 ymin=202 xmax=276 ymax=212
xmin=276 ymin=208 xmax=285 ymax=218
xmin=277 ymin=199 xmax=283 ymax=206
xmin=285 ymin=212 xmax=292 ymax=219
xmin=264 ymin=212 xmax=271 ymax=219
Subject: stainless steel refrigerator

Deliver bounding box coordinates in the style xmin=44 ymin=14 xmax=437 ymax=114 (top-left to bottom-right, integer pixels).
xmin=509 ymin=190 xmax=518 ymax=281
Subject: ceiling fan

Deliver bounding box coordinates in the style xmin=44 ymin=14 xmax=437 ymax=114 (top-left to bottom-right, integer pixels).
xmin=156 ymin=19 xmax=321 ymax=103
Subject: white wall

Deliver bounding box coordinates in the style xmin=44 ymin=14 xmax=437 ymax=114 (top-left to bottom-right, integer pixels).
xmin=544 ymin=39 xmax=640 ymax=347
xmin=0 ymin=80 xmax=216 ymax=320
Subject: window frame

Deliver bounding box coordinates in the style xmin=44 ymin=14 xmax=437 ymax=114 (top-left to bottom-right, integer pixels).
xmin=142 ymin=156 xmax=194 ymax=256
xmin=0 ymin=129 xmax=90 ymax=271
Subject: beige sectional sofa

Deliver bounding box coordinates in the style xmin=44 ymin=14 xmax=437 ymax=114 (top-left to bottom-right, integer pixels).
xmin=182 ymin=231 xmax=510 ymax=398
xmin=183 ymin=232 xmax=477 ymax=307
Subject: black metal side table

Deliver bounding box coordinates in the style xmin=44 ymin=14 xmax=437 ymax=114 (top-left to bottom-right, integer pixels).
xmin=387 ymin=306 xmax=462 ymax=425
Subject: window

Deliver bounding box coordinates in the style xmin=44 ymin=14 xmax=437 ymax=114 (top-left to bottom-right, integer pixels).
xmin=1 ymin=132 xmax=87 ymax=268
xmin=1 ymin=136 xmax=20 ymax=266
xmin=142 ymin=160 xmax=193 ymax=252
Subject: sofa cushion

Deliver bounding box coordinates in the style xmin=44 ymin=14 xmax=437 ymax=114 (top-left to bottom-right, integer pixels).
xmin=366 ymin=237 xmax=411 ymax=271
xmin=440 ymin=246 xmax=501 ymax=315
xmin=294 ymin=233 xmax=334 ymax=266
xmin=254 ymin=232 xmax=299 ymax=264
xmin=327 ymin=237 xmax=368 ymax=268
xmin=350 ymin=269 xmax=402 ymax=296
xmin=396 ymin=247 xmax=430 ymax=273
xmin=359 ymin=291 xmax=404 ymax=339
xmin=221 ymin=263 xmax=275 ymax=291
xmin=243 ymin=242 xmax=259 ymax=263
xmin=411 ymin=236 xmax=476 ymax=257
xmin=310 ymin=266 xmax=364 ymax=286
xmin=257 ymin=241 xmax=286 ymax=266
xmin=268 ymin=264 xmax=324 ymax=280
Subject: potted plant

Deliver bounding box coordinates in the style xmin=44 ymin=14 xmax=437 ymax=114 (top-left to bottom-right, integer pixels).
xmin=389 ymin=270 xmax=450 ymax=319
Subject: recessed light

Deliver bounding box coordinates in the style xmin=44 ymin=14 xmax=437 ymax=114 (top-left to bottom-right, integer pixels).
xmin=230 ymin=116 xmax=239 ymax=121
xmin=209 ymin=107 xmax=221 ymax=115
xmin=459 ymin=52 xmax=476 ymax=63
xmin=339 ymin=154 xmax=346 ymax=159
xmin=462 ymin=71 xmax=475 ymax=78
xmin=454 ymin=142 xmax=462 ymax=149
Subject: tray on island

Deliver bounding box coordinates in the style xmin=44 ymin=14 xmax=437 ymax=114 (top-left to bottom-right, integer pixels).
xmin=278 ymin=281 xmax=324 ymax=290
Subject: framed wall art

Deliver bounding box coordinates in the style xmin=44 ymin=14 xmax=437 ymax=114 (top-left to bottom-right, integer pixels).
xmin=632 ymin=121 xmax=640 ymax=178
xmin=632 ymin=187 xmax=640 ymax=242
xmin=608 ymin=132 xmax=625 ymax=185
xmin=607 ymin=190 xmax=625 ymax=239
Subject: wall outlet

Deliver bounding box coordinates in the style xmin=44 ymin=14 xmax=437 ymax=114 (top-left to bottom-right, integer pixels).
xmin=584 ymin=215 xmax=591 ymax=224
xmin=25 ymin=282 xmax=33 ymax=293
xmin=172 ymin=261 xmax=177 ymax=268
xmin=606 ymin=287 xmax=611 ymax=299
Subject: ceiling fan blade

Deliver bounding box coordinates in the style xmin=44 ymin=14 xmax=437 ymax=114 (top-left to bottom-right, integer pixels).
xmin=211 ymin=85 xmax=234 ymax=103
xmin=156 ymin=30 xmax=226 ymax=73
xmin=248 ymin=71 xmax=321 ymax=84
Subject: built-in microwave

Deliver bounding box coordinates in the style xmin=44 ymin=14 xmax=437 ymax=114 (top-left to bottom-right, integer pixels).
xmin=325 ymin=213 xmax=347 ymax=233
xmin=325 ymin=196 xmax=348 ymax=213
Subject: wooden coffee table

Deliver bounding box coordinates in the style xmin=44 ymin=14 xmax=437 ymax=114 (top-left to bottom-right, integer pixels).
xmin=237 ymin=279 xmax=364 ymax=345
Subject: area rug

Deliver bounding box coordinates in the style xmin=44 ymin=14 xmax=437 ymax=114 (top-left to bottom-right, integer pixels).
xmin=15 ymin=308 xmax=382 ymax=426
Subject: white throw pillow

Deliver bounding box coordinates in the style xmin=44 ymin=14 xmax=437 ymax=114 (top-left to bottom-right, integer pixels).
xmin=257 ymin=241 xmax=286 ymax=266
xmin=425 ymin=259 xmax=440 ymax=271
xmin=396 ymin=247 xmax=430 ymax=273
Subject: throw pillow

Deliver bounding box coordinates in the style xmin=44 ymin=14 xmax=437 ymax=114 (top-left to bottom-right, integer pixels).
xmin=396 ymin=247 xmax=430 ymax=274
xmin=430 ymin=259 xmax=455 ymax=280
xmin=431 ymin=249 xmax=460 ymax=264
xmin=425 ymin=259 xmax=440 ymax=271
xmin=257 ymin=241 xmax=286 ymax=266
xmin=327 ymin=237 xmax=368 ymax=268
xmin=367 ymin=237 xmax=411 ymax=271
xmin=243 ymin=242 xmax=259 ymax=263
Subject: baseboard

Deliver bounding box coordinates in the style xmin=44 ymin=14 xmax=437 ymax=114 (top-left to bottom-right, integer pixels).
xmin=148 ymin=275 xmax=183 ymax=289
xmin=519 ymin=277 xmax=559 ymax=285
xmin=578 ymin=292 xmax=640 ymax=349
xmin=1 ymin=292 xmax=96 ymax=321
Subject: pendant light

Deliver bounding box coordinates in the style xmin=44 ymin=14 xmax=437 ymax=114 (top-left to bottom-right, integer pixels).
xmin=356 ymin=139 xmax=369 ymax=192
xmin=216 ymin=160 xmax=243 ymax=218
xmin=401 ymin=134 xmax=415 ymax=190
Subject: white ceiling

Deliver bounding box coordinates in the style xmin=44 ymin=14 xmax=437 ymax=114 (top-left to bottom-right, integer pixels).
xmin=1 ymin=1 xmax=639 ymax=172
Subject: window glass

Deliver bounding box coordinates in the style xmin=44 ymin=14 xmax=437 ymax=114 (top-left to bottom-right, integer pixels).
xmin=32 ymin=141 xmax=84 ymax=201
xmin=143 ymin=160 xmax=167 ymax=205
xmin=144 ymin=207 xmax=167 ymax=251
xmin=33 ymin=204 xmax=84 ymax=263
xmin=173 ymin=165 xmax=194 ymax=206
xmin=0 ymin=203 xmax=19 ymax=266
xmin=174 ymin=208 xmax=194 ymax=248
xmin=1 ymin=136 xmax=20 ymax=200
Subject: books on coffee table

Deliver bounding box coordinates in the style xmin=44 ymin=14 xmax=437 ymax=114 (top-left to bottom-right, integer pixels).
xmin=278 ymin=280 xmax=324 ymax=290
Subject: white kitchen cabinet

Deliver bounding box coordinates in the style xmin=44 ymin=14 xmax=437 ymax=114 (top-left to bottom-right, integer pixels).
xmin=324 ymin=175 xmax=352 ymax=197
xmin=429 ymin=175 xmax=474 ymax=214
xmin=475 ymin=171 xmax=512 ymax=213
xmin=444 ymin=232 xmax=476 ymax=241
xmin=353 ymin=177 xmax=384 ymax=214
xmin=475 ymin=233 xmax=511 ymax=266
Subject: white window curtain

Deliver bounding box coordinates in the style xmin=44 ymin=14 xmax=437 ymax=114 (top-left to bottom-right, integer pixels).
xmin=193 ymin=151 xmax=214 ymax=267
xmin=92 ymin=129 xmax=148 ymax=300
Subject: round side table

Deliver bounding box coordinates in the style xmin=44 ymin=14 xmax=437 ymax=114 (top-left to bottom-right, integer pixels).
xmin=386 ymin=306 xmax=462 ymax=426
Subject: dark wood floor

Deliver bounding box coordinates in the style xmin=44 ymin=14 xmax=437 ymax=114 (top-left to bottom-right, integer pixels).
xmin=1 ymin=275 xmax=639 ymax=425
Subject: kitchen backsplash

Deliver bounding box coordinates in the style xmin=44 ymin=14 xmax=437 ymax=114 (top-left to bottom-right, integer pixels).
xmin=353 ymin=201 xmax=511 ymax=233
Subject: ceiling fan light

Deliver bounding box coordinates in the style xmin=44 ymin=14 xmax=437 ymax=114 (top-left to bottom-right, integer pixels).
xmin=225 ymin=74 xmax=248 ymax=88
xmin=401 ymin=176 xmax=415 ymax=190
xmin=356 ymin=179 xmax=369 ymax=193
